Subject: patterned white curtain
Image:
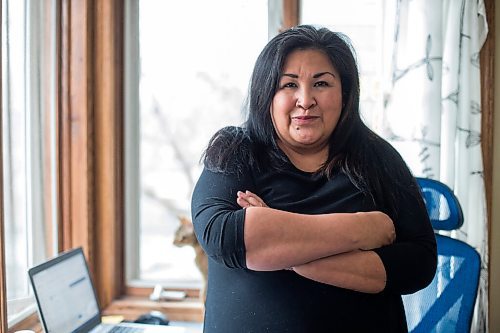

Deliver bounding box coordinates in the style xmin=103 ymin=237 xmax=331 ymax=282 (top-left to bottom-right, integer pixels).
xmin=382 ymin=0 xmax=489 ymax=331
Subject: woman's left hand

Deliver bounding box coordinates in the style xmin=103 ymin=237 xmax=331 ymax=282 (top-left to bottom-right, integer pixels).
xmin=236 ymin=190 xmax=268 ymax=208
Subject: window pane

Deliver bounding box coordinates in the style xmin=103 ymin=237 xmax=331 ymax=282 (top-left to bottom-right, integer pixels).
xmin=127 ymin=0 xmax=268 ymax=286
xmin=301 ymin=0 xmax=394 ymax=132
xmin=1 ymin=0 xmax=57 ymax=325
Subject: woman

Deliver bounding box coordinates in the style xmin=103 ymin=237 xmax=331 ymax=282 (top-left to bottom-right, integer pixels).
xmin=191 ymin=25 xmax=436 ymax=332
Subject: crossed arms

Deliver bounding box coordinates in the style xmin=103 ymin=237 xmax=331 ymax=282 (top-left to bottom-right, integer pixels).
xmin=191 ymin=168 xmax=436 ymax=295
xmin=237 ymin=190 xmax=394 ymax=293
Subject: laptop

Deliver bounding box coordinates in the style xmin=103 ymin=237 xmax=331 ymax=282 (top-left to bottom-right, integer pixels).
xmin=28 ymin=247 xmax=196 ymax=333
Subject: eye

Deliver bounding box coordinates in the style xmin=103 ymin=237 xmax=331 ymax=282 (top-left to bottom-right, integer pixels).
xmin=281 ymin=82 xmax=297 ymax=89
xmin=314 ymin=81 xmax=330 ymax=87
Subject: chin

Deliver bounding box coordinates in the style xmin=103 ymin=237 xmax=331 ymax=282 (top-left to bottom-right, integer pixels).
xmin=294 ymin=136 xmax=321 ymax=145
xmin=297 ymin=140 xmax=317 ymax=146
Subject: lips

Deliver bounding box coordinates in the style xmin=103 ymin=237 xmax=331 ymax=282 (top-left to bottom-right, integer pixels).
xmin=293 ymin=116 xmax=318 ymax=120
xmin=292 ymin=115 xmax=319 ymax=125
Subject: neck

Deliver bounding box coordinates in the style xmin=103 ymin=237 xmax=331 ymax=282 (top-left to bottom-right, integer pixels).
xmin=278 ymin=141 xmax=329 ymax=172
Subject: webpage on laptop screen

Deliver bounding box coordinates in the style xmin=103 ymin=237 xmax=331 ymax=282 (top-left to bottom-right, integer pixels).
xmin=32 ymin=253 xmax=99 ymax=332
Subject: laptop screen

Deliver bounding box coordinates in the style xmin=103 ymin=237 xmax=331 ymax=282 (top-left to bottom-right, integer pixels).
xmin=29 ymin=248 xmax=101 ymax=333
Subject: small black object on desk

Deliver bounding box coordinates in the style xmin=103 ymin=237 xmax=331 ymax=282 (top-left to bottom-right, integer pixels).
xmin=134 ymin=310 xmax=170 ymax=326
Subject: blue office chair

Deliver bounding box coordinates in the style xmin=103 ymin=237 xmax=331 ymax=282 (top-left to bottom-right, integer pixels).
xmin=402 ymin=177 xmax=481 ymax=333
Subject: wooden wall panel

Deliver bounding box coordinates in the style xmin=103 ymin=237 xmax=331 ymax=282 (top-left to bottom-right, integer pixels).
xmin=481 ymin=0 xmax=496 ymax=327
xmin=481 ymin=0 xmax=495 ymax=226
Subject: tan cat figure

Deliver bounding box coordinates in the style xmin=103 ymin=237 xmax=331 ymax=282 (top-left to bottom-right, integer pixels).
xmin=173 ymin=216 xmax=208 ymax=303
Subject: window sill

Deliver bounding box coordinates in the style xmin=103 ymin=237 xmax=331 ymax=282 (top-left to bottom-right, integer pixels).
xmin=103 ymin=296 xmax=205 ymax=323
xmin=7 ymin=313 xmax=43 ymax=333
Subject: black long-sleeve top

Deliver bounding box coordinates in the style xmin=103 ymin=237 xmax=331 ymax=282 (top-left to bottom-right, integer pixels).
xmin=191 ymin=134 xmax=436 ymax=333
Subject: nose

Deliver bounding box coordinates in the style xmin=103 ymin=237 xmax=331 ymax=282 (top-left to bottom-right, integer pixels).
xmin=296 ymin=87 xmax=317 ymax=110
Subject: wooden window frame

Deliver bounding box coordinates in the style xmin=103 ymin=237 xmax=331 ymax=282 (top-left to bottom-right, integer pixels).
xmin=282 ymin=0 xmax=299 ymax=31
xmin=58 ymin=0 xmax=124 ymax=308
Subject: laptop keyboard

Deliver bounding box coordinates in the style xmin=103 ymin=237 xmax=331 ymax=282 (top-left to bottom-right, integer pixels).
xmin=108 ymin=326 xmax=144 ymax=333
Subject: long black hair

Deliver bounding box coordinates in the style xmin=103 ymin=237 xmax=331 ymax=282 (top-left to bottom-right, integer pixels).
xmin=204 ymin=25 xmax=423 ymax=219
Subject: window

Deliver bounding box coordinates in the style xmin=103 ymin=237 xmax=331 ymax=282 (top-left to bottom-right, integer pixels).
xmin=124 ymin=0 xmax=396 ymax=290
xmin=1 ymin=0 xmax=57 ymax=327
xmin=125 ymin=0 xmax=270 ymax=288
xmin=301 ymin=0 xmax=431 ymax=171
xmin=301 ymin=0 xmax=395 ymax=133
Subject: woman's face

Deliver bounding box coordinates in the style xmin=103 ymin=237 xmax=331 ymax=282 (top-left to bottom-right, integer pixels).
xmin=271 ymin=49 xmax=343 ymax=153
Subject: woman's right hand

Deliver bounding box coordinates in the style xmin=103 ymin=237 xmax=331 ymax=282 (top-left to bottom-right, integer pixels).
xmin=236 ymin=190 xmax=268 ymax=208
xmin=356 ymin=211 xmax=396 ymax=250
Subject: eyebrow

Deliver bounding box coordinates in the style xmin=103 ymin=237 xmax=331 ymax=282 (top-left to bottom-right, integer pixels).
xmin=282 ymin=72 xmax=337 ymax=79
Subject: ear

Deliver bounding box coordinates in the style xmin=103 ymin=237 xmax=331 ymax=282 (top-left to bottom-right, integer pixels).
xmin=179 ymin=215 xmax=192 ymax=225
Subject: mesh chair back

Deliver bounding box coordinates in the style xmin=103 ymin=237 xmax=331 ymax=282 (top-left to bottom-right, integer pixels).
xmin=403 ymin=235 xmax=480 ymax=333
xmin=417 ymin=177 xmax=463 ymax=230
xmin=402 ymin=178 xmax=481 ymax=333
